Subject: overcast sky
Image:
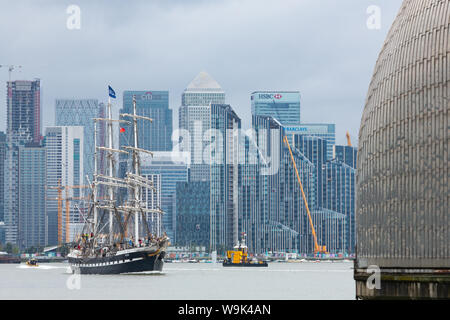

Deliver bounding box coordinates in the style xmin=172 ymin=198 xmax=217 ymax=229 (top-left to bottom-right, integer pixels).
xmin=0 ymin=0 xmax=403 ymax=145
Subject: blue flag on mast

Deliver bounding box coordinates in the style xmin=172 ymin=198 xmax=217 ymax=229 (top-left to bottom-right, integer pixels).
xmin=108 ymin=85 xmax=116 ymax=99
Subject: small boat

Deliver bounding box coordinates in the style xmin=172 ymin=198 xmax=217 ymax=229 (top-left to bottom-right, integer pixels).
xmin=26 ymin=259 xmax=39 ymax=267
xmin=222 ymin=233 xmax=268 ymax=267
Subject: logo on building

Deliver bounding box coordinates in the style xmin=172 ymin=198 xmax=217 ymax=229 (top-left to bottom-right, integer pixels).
xmin=141 ymin=92 xmax=153 ymax=100
xmin=258 ymin=93 xmax=283 ymax=100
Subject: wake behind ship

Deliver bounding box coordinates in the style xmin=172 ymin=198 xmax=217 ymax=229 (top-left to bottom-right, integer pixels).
xmin=68 ymin=88 xmax=168 ymax=275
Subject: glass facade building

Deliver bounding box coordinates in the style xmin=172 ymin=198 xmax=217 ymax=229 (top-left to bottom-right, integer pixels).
xmin=120 ymin=91 xmax=172 ymax=152
xmin=285 ymin=123 xmax=336 ymax=160
xmin=322 ymin=160 xmax=356 ymax=254
xmin=141 ymin=152 xmax=189 ymax=241
xmin=209 ymin=104 xmax=241 ymax=252
xmin=251 ymin=91 xmax=301 ymax=126
xmin=239 ymin=115 xmax=317 ymax=254
xmin=45 ymin=126 xmax=84 ymax=245
xmin=0 ymin=132 xmax=5 ymax=223
xmin=18 ymin=145 xmax=46 ymax=249
xmin=179 ymin=72 xmax=225 ymax=181
xmin=175 ymin=181 xmax=210 ymax=248
xmin=7 ymin=80 xmax=41 ymax=144
xmin=334 ymin=145 xmax=357 ymax=169
xmin=56 ymin=99 xmax=106 ymax=185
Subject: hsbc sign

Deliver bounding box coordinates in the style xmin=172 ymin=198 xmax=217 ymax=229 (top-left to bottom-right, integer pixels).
xmin=258 ymin=93 xmax=283 ymax=100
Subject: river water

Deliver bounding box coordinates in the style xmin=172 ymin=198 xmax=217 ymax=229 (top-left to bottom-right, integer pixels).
xmin=0 ymin=261 xmax=355 ymax=299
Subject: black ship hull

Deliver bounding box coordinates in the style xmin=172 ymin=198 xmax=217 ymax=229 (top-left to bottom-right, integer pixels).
xmin=68 ymin=247 xmax=165 ymax=275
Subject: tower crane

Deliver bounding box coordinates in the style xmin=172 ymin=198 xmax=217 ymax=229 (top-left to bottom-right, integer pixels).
xmin=0 ymin=65 xmax=22 ymax=81
xmin=346 ymin=131 xmax=352 ymax=147
xmin=283 ymin=135 xmax=328 ymax=255
xmin=47 ymin=180 xmax=90 ymax=244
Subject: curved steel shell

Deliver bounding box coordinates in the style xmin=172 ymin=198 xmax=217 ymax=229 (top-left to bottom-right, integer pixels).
xmin=356 ymin=0 xmax=449 ymax=268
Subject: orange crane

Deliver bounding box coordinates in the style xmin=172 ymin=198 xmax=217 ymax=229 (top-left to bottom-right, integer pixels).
xmin=283 ymin=136 xmax=328 ymax=255
xmin=47 ymin=181 xmax=89 ymax=243
xmin=346 ymin=131 xmax=352 ymax=147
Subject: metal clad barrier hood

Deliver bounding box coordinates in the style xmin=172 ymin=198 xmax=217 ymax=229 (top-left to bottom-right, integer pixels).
xmin=356 ymin=0 xmax=449 ymax=268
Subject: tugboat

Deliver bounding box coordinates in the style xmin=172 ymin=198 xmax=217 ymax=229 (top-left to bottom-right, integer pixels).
xmin=26 ymin=258 xmax=38 ymax=267
xmin=223 ymin=233 xmax=268 ymax=267
xmin=67 ymin=88 xmax=168 ymax=274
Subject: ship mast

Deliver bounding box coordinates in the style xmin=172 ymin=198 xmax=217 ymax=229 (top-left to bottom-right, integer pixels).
xmin=132 ymin=96 xmax=140 ymax=245
xmin=121 ymin=95 xmax=156 ymax=245
xmin=93 ymin=119 xmax=98 ymax=233
xmin=107 ymin=96 xmax=114 ymax=245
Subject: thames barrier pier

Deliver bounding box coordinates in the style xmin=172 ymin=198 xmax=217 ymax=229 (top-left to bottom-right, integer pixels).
xmin=355 ymin=0 xmax=449 ymax=299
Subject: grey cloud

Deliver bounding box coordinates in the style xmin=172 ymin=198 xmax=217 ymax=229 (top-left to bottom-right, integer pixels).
xmin=0 ymin=0 xmax=402 ymax=145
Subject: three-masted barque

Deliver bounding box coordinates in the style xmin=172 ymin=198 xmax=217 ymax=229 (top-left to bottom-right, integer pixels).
xmin=68 ymin=88 xmax=168 ymax=274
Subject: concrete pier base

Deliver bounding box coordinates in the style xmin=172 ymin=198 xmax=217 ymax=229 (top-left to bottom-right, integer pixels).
xmin=354 ymin=268 xmax=450 ymax=300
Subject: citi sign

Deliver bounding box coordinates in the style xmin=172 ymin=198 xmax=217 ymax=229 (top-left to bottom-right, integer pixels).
xmin=258 ymin=93 xmax=283 ymax=100
xmin=140 ymin=92 xmax=152 ymax=100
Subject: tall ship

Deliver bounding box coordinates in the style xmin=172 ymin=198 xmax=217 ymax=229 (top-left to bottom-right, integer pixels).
xmin=68 ymin=87 xmax=168 ymax=274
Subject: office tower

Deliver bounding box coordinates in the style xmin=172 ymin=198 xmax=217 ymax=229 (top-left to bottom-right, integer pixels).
xmin=0 ymin=221 xmax=5 ymax=245
xmin=18 ymin=144 xmax=46 ymax=249
xmin=322 ymin=160 xmax=356 ymax=254
xmin=175 ymin=181 xmax=210 ymax=248
xmin=7 ymin=80 xmax=41 ymax=143
xmin=334 ymin=145 xmax=357 ymax=169
xmin=141 ymin=152 xmax=189 ymax=240
xmin=181 ymin=71 xmax=225 ymax=106
xmin=4 ymin=80 xmax=42 ymax=246
xmin=45 ymin=126 xmax=84 ymax=245
xmin=251 ymin=91 xmax=301 ymax=126
xmin=240 ymin=115 xmax=317 ymax=254
xmin=179 ymin=72 xmax=225 ymax=181
xmin=285 ymin=123 xmax=336 ymax=160
xmin=312 ymin=208 xmax=345 ymax=254
xmin=4 ymin=130 xmax=37 ymax=245
xmin=120 ymin=91 xmax=172 ymax=152
xmin=55 ymin=99 xmax=106 ymax=184
xmin=294 ymin=135 xmax=328 ymax=208
xmin=0 ymin=132 xmax=5 ymax=222
xmin=141 ymin=173 xmax=162 ymax=236
xmin=209 ymin=104 xmax=241 ymax=252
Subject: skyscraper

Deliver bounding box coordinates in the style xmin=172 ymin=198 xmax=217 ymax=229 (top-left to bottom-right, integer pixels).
xmin=334 ymin=145 xmax=357 ymax=169
xmin=141 ymin=152 xmax=189 ymax=240
xmin=175 ymin=181 xmax=210 ymax=247
xmin=55 ymin=99 xmax=106 ymax=184
xmin=209 ymin=104 xmax=241 ymax=251
xmin=285 ymin=123 xmax=336 ymax=161
xmin=294 ymin=135 xmax=328 ymax=208
xmin=141 ymin=173 xmax=162 ymax=236
xmin=0 ymin=132 xmax=6 ymax=223
xmin=251 ymin=91 xmax=301 ymax=126
xmin=321 ymin=160 xmax=356 ymax=254
xmin=179 ymin=72 xmax=225 ymax=181
xmin=4 ymin=80 xmax=42 ymax=245
xmin=18 ymin=144 xmax=46 ymax=249
xmin=7 ymin=80 xmax=41 ymax=143
xmin=239 ymin=115 xmax=317 ymax=254
xmin=45 ymin=126 xmax=84 ymax=245
xmin=120 ymin=91 xmax=172 ymax=152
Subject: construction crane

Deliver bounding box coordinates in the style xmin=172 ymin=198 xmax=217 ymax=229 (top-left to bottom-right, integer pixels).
xmin=0 ymin=64 xmax=22 ymax=81
xmin=47 ymin=181 xmax=89 ymax=244
xmin=283 ymin=135 xmax=328 ymax=255
xmin=346 ymin=131 xmax=352 ymax=147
